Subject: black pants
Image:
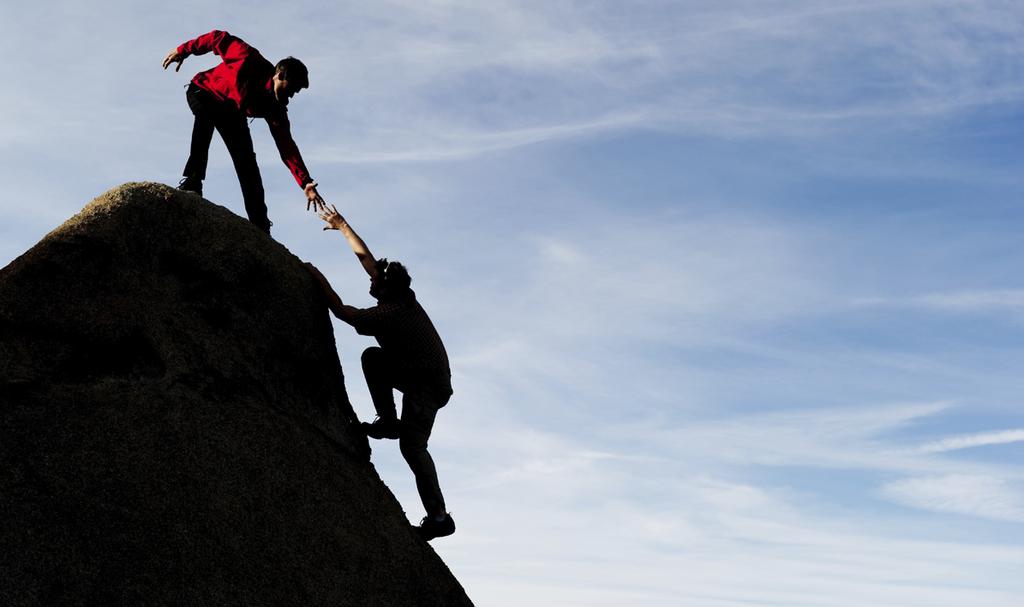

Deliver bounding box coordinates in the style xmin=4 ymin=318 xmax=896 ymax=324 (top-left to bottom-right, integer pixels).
xmin=182 ymin=83 xmax=271 ymax=233
xmin=362 ymin=346 xmax=452 ymax=517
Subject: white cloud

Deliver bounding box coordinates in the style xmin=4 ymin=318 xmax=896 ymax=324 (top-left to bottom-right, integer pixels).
xmin=429 ymin=417 xmax=1024 ymax=606
xmin=881 ymin=474 xmax=1024 ymax=522
xmin=916 ymin=429 xmax=1024 ymax=454
xmin=295 ymin=0 xmax=1024 ymax=160
xmin=634 ymin=401 xmax=968 ymax=473
xmin=306 ymin=110 xmax=644 ymax=164
xmin=858 ymin=290 xmax=1024 ymax=314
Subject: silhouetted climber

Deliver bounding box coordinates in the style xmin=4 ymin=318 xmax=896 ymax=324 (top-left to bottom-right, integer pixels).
xmin=162 ymin=30 xmax=326 ymax=234
xmin=306 ymin=206 xmax=456 ymax=541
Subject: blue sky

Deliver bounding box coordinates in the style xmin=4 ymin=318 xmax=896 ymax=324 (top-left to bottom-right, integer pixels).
xmin=3 ymin=1 xmax=1023 ymax=604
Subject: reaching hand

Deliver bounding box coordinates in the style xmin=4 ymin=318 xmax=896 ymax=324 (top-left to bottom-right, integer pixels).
xmin=305 ymin=182 xmax=326 ymax=212
xmin=162 ymin=49 xmax=185 ymax=72
xmin=317 ymin=204 xmax=347 ymax=231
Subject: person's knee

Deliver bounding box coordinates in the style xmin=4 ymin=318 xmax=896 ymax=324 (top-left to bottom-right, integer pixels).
xmin=400 ymin=434 xmax=428 ymax=463
xmin=361 ymin=346 xmax=384 ymax=371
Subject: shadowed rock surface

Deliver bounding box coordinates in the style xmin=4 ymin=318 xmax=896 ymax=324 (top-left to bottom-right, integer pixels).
xmin=0 ymin=183 xmax=473 ymax=606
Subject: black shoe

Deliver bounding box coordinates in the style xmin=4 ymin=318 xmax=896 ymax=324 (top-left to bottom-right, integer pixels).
xmin=415 ymin=514 xmax=455 ymax=541
xmin=178 ymin=176 xmax=203 ymax=196
xmin=361 ymin=417 xmax=400 ymax=440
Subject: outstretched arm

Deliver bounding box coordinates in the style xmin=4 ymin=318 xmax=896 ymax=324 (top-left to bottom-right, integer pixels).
xmin=163 ymin=31 xmax=243 ymax=72
xmin=318 ymin=205 xmax=378 ymax=280
xmin=304 ymin=263 xmax=360 ymax=324
xmin=265 ymin=115 xmax=326 ymax=213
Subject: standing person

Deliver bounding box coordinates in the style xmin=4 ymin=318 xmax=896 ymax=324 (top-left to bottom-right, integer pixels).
xmin=305 ymin=206 xmax=456 ymax=541
xmin=162 ymin=30 xmax=325 ymax=234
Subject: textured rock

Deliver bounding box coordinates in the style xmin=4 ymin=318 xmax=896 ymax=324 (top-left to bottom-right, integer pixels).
xmin=0 ymin=183 xmax=473 ymax=606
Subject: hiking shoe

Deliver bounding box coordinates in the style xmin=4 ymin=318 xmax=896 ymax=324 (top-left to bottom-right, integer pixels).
xmin=361 ymin=417 xmax=400 ymax=440
xmin=178 ymin=176 xmax=203 ymax=196
xmin=415 ymin=514 xmax=455 ymax=541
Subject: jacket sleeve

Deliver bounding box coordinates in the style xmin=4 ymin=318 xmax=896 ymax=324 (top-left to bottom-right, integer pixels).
xmin=266 ymin=114 xmax=314 ymax=188
xmin=176 ymin=30 xmax=250 ymax=60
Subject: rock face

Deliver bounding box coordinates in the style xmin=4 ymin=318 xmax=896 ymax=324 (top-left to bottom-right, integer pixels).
xmin=0 ymin=183 xmax=473 ymax=606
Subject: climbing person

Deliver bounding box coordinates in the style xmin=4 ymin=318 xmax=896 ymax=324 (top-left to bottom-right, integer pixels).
xmin=162 ymin=30 xmax=325 ymax=234
xmin=305 ymin=205 xmax=456 ymax=541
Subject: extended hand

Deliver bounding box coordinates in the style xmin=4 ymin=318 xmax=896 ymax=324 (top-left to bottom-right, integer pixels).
xmin=317 ymin=204 xmax=347 ymax=231
xmin=162 ymin=49 xmax=185 ymax=72
xmin=305 ymin=182 xmax=326 ymax=213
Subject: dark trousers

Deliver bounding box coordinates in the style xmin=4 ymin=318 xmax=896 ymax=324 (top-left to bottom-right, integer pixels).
xmin=362 ymin=346 xmax=452 ymax=517
xmin=182 ymin=83 xmax=270 ymax=233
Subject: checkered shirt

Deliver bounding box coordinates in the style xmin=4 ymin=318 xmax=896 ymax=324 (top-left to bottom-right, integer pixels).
xmin=349 ymin=292 xmax=451 ymax=388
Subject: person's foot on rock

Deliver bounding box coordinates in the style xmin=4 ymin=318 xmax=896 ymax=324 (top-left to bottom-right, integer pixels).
xmin=361 ymin=416 xmax=400 ymax=440
xmin=177 ymin=176 xmax=203 ymax=196
xmin=415 ymin=513 xmax=455 ymax=541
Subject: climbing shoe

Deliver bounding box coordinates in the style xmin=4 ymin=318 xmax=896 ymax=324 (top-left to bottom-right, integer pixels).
xmin=361 ymin=417 xmax=400 ymax=440
xmin=415 ymin=514 xmax=456 ymax=541
xmin=178 ymin=176 xmax=203 ymax=196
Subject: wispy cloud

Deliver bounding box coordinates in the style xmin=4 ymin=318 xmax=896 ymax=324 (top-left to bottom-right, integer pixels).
xmin=856 ymin=290 xmax=1024 ymax=314
xmin=421 ymin=406 xmax=1024 ymax=605
xmin=307 ymin=111 xmax=645 ymax=164
xmin=290 ymin=0 xmax=1024 ymax=160
xmin=881 ymin=474 xmax=1024 ymax=522
xmin=916 ymin=429 xmax=1024 ymax=454
xmin=625 ymin=401 xmax=1004 ymax=479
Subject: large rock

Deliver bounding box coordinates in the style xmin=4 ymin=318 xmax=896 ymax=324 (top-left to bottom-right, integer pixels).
xmin=0 ymin=183 xmax=473 ymax=606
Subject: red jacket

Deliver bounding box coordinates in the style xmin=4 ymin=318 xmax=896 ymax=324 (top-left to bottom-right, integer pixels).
xmin=177 ymin=30 xmax=313 ymax=188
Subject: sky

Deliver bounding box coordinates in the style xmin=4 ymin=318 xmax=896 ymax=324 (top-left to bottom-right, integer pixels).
xmin=2 ymin=1 xmax=1024 ymax=605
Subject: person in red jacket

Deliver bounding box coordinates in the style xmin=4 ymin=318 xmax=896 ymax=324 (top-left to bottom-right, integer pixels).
xmin=163 ymin=30 xmax=325 ymax=234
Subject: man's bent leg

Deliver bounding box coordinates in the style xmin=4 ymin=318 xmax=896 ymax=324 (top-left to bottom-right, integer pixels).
xmin=399 ymin=387 xmax=446 ymax=517
xmin=216 ymin=115 xmax=271 ymax=233
xmin=361 ymin=347 xmax=399 ymax=421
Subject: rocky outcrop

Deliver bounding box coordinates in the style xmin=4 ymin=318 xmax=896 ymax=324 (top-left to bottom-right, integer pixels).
xmin=0 ymin=183 xmax=473 ymax=606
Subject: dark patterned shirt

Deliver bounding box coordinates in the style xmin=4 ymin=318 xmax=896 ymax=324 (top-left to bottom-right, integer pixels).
xmin=349 ymin=291 xmax=451 ymax=389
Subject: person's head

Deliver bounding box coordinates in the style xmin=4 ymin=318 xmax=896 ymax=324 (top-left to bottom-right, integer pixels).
xmin=369 ymin=258 xmax=412 ymax=301
xmin=272 ymin=57 xmax=309 ymax=106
